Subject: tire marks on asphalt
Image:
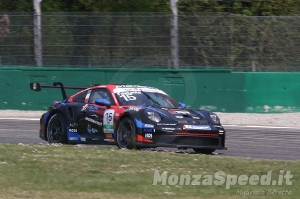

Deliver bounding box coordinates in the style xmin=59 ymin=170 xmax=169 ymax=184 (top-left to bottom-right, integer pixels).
xmin=0 ymin=119 xmax=299 ymax=160
xmin=223 ymin=126 xmax=300 ymax=160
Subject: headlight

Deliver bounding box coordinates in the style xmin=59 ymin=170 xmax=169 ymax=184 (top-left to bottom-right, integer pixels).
xmin=209 ymin=112 xmax=220 ymax=124
xmin=144 ymin=110 xmax=161 ymax=122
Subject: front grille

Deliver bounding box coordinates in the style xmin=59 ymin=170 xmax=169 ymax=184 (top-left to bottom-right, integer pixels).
xmin=172 ymin=136 xmax=219 ymax=146
xmin=175 ymin=118 xmax=209 ymax=125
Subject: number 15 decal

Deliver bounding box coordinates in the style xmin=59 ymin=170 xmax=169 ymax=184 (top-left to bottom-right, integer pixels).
xmin=104 ymin=109 xmax=115 ymax=133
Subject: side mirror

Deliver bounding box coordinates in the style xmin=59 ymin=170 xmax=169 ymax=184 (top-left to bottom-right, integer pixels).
xmin=95 ymin=99 xmax=111 ymax=109
xmin=178 ymin=102 xmax=187 ymax=108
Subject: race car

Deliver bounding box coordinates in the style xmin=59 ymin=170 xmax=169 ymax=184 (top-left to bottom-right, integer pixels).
xmin=30 ymin=82 xmax=226 ymax=153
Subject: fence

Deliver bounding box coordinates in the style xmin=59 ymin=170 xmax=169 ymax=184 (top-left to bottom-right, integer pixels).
xmin=0 ymin=12 xmax=300 ymax=71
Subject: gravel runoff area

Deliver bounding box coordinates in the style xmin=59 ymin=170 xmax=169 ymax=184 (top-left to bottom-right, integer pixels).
xmin=0 ymin=110 xmax=300 ymax=128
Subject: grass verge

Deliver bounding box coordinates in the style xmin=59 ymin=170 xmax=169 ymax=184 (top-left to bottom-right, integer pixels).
xmin=0 ymin=143 xmax=299 ymax=199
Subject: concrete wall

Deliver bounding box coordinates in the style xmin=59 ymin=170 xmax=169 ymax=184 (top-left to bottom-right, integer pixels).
xmin=1 ymin=67 xmax=299 ymax=113
xmin=244 ymin=72 xmax=300 ymax=112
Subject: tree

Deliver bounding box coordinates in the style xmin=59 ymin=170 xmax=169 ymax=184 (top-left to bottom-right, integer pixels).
xmin=0 ymin=0 xmax=33 ymax=12
xmin=1 ymin=0 xmax=300 ymax=16
xmin=177 ymin=0 xmax=300 ymax=16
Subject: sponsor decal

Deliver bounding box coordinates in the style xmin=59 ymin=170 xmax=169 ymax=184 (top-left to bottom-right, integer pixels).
xmin=87 ymin=106 xmax=98 ymax=111
xmin=144 ymin=124 xmax=154 ymax=128
xmin=81 ymin=104 xmax=88 ymax=111
xmin=145 ymin=133 xmax=152 ymax=139
xmin=104 ymin=129 xmax=114 ymax=134
xmin=85 ymin=117 xmax=102 ymax=126
xmin=127 ymin=106 xmax=142 ymax=112
xmin=87 ymin=124 xmax=98 ymax=134
xmin=173 ymin=110 xmax=190 ymax=115
xmin=182 ymin=125 xmax=211 ymax=130
xmin=90 ymin=114 xmax=98 ymax=118
xmin=69 ymin=123 xmax=78 ymax=127
xmin=69 ymin=137 xmax=78 ymax=141
xmin=104 ymin=138 xmax=115 ymax=142
xmin=81 ymin=137 xmax=86 ymax=141
xmin=69 ymin=129 xmax=77 ymax=133
xmin=143 ymin=128 xmax=153 ymax=132
xmin=162 ymin=127 xmax=175 ymax=131
xmin=116 ymin=85 xmax=146 ymax=88
xmin=113 ymin=87 xmax=167 ymax=95
xmin=157 ymin=123 xmax=177 ymax=126
xmin=118 ymin=91 xmax=141 ymax=95
xmin=177 ymin=110 xmax=190 ymax=115
xmin=116 ymin=92 xmax=138 ymax=101
xmin=105 ymin=133 xmax=113 ymax=138
xmin=169 ymin=110 xmax=190 ymax=115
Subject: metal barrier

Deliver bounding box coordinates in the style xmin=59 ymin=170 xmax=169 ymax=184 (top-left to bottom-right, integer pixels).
xmin=0 ymin=12 xmax=300 ymax=71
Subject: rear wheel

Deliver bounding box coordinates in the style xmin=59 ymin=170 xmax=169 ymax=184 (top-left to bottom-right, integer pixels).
xmin=193 ymin=148 xmax=215 ymax=154
xmin=116 ymin=117 xmax=137 ymax=149
xmin=47 ymin=113 xmax=68 ymax=144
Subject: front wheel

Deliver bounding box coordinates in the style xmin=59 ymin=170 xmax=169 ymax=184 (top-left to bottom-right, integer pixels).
xmin=116 ymin=117 xmax=137 ymax=149
xmin=47 ymin=113 xmax=68 ymax=144
xmin=193 ymin=148 xmax=215 ymax=154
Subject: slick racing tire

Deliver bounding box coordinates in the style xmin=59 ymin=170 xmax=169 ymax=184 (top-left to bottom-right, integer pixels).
xmin=47 ymin=113 xmax=68 ymax=144
xmin=193 ymin=148 xmax=215 ymax=154
xmin=116 ymin=117 xmax=137 ymax=149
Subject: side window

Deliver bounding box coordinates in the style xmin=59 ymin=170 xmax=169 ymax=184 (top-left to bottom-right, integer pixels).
xmin=73 ymin=91 xmax=88 ymax=103
xmin=88 ymin=89 xmax=115 ymax=105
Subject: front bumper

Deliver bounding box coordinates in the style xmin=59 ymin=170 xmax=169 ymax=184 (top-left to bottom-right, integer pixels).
xmin=137 ymin=124 xmax=226 ymax=150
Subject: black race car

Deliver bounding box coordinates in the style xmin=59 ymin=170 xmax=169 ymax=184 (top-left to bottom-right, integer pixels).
xmin=30 ymin=82 xmax=227 ymax=153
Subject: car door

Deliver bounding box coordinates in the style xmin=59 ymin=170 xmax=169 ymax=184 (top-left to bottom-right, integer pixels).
xmin=78 ymin=88 xmax=115 ymax=143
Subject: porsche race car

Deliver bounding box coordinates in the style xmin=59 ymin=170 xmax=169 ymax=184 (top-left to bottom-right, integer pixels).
xmin=30 ymin=82 xmax=227 ymax=153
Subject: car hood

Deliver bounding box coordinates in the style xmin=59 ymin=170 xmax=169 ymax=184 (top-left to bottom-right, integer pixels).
xmin=143 ymin=106 xmax=209 ymax=124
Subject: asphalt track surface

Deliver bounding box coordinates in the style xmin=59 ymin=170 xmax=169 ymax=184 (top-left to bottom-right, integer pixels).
xmin=0 ymin=119 xmax=299 ymax=160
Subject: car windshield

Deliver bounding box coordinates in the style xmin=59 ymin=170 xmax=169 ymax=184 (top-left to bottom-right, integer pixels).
xmin=114 ymin=89 xmax=180 ymax=108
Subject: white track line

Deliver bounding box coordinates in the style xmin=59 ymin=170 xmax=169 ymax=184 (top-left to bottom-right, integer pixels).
xmin=223 ymin=124 xmax=300 ymax=129
xmin=0 ymin=118 xmax=299 ymax=129
xmin=0 ymin=118 xmax=40 ymax=120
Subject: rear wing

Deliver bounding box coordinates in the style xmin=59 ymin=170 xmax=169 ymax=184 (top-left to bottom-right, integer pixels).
xmin=30 ymin=82 xmax=88 ymax=100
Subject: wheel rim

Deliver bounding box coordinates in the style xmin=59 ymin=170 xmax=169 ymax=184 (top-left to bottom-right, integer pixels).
xmin=117 ymin=120 xmax=134 ymax=148
xmin=47 ymin=117 xmax=64 ymax=143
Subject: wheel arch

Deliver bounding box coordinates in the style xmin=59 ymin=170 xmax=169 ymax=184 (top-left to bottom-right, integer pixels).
xmin=46 ymin=109 xmax=69 ymax=144
xmin=115 ymin=111 xmax=141 ymax=130
xmin=115 ymin=114 xmax=138 ymax=149
xmin=45 ymin=109 xmax=68 ymax=131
